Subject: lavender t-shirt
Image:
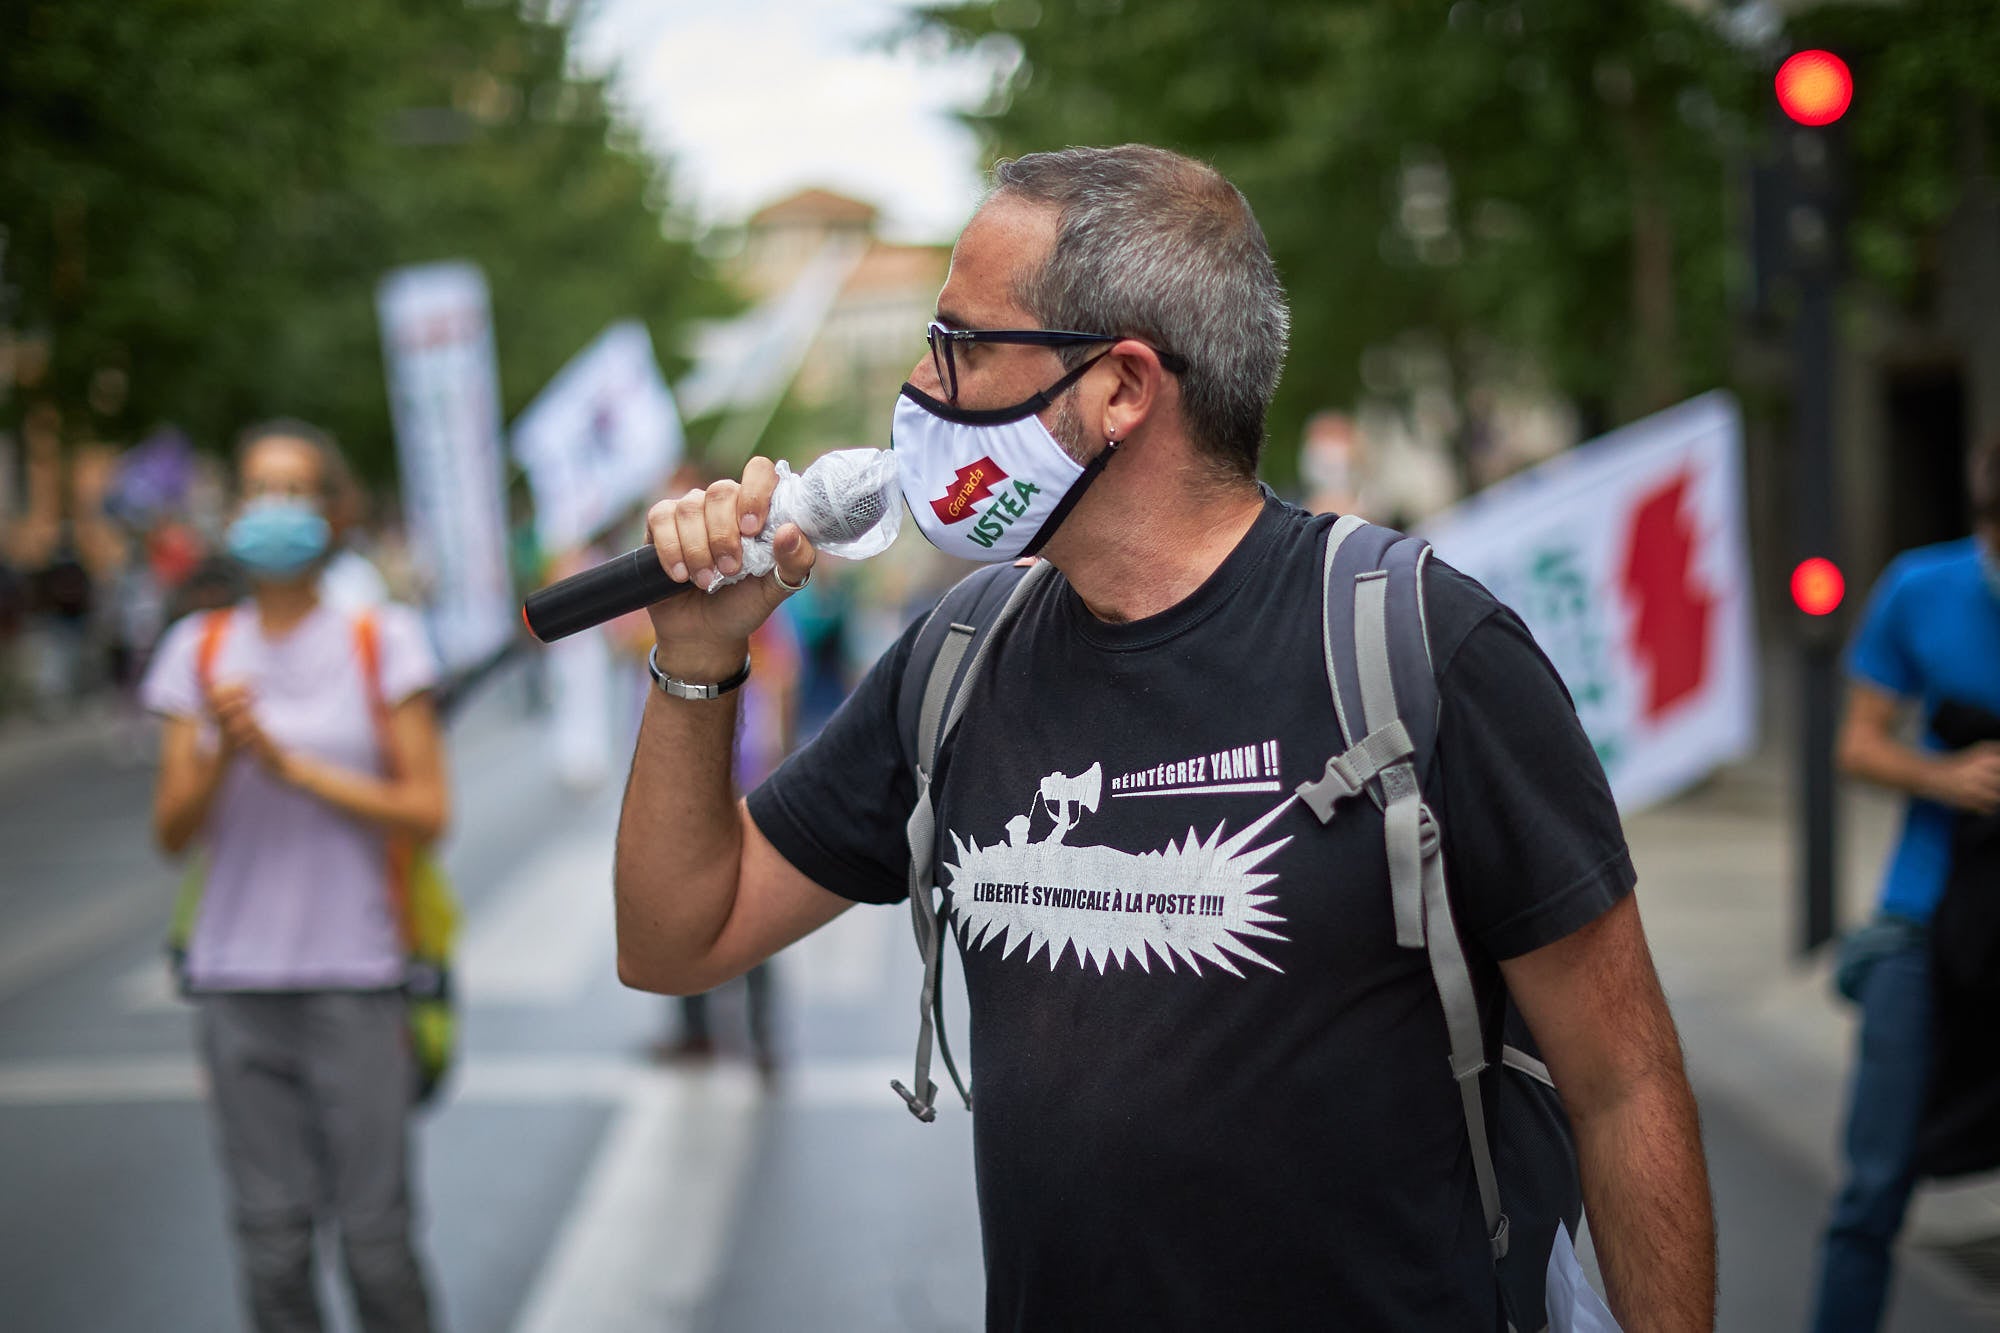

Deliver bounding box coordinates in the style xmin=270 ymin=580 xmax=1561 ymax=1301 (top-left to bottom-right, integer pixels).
xmin=142 ymin=601 xmax=439 ymax=991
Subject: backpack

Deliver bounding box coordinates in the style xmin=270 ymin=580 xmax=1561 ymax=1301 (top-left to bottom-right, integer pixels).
xmin=890 ymin=518 xmax=1602 ymax=1333
xmin=167 ymin=607 xmax=461 ymax=1106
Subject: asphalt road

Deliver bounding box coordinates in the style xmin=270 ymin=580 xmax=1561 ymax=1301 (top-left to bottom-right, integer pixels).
xmin=2 ymin=670 xmax=1995 ymax=1332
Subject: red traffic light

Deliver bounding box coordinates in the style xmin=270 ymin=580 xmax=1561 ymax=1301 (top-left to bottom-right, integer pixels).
xmin=1776 ymin=50 xmax=1852 ymax=126
xmin=1791 ymin=557 xmax=1845 ymax=616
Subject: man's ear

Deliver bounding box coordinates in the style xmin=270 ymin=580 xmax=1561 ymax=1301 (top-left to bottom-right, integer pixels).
xmin=1100 ymin=339 xmax=1168 ymax=442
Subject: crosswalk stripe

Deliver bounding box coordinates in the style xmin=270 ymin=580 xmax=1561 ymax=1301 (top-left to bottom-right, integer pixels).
xmin=1 ymin=881 xmax=165 ymax=1004
xmin=508 ymin=1075 xmax=761 ymax=1333
xmin=456 ymin=829 xmax=616 ymax=1006
xmin=786 ymin=897 xmax=892 ymax=1002
xmin=0 ymin=1054 xmax=914 ymax=1109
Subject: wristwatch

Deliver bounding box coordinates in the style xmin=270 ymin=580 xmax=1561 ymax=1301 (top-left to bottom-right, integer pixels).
xmin=648 ymin=646 xmax=752 ymax=700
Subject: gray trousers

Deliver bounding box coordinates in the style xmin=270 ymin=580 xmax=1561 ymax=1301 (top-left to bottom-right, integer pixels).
xmin=197 ymin=991 xmax=436 ymax=1333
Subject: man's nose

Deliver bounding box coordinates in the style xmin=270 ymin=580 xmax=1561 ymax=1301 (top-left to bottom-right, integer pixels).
xmin=907 ymin=349 xmax=944 ymax=397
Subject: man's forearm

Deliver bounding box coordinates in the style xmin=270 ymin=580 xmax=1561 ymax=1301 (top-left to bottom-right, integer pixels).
xmin=614 ymin=666 xmax=746 ymax=992
xmin=1575 ymin=1071 xmax=1716 ymax=1332
xmin=1840 ymin=728 xmax=1945 ymax=802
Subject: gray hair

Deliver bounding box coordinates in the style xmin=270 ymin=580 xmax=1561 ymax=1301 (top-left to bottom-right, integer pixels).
xmin=990 ymin=144 xmax=1290 ymax=477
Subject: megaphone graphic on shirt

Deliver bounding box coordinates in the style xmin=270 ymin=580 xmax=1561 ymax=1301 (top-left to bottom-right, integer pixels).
xmin=1037 ymin=762 xmax=1103 ymax=845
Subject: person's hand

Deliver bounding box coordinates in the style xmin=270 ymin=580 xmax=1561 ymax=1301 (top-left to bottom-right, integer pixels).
xmin=1928 ymin=742 xmax=2000 ymax=815
xmin=207 ymin=682 xmax=292 ymax=780
xmin=642 ymin=456 xmax=815 ymax=679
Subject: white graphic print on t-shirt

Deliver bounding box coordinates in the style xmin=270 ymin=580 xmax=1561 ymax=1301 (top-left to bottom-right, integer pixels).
xmin=1109 ymin=737 xmax=1283 ymax=798
xmin=946 ymin=760 xmax=1296 ymax=978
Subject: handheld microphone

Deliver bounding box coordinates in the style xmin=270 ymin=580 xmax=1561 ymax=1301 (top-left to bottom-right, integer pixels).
xmin=522 ymin=448 xmax=901 ymax=643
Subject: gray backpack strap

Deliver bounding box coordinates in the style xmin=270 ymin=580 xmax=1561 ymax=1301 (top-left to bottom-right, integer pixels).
xmin=891 ymin=560 xmax=1056 ymax=1121
xmin=1302 ymin=524 xmax=1509 ymax=1263
xmin=1304 ymin=512 xmax=1432 ymax=940
xmin=893 ymin=620 xmax=977 ymax=1122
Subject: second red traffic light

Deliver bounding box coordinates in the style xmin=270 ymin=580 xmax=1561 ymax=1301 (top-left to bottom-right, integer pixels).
xmin=1791 ymin=557 xmax=1846 ymax=616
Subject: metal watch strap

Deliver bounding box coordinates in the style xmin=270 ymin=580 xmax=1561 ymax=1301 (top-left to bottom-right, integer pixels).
xmin=647 ymin=646 xmax=751 ymax=700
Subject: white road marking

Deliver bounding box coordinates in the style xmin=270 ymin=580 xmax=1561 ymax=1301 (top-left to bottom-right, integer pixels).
xmin=0 ymin=1056 xmax=206 ymax=1103
xmin=0 ymin=1054 xmax=912 ymax=1109
xmin=0 ymin=882 xmax=166 ymax=1003
xmin=456 ymin=829 xmax=616 ymax=1006
xmin=0 ymin=1050 xmax=919 ymax=1333
xmin=119 ymin=960 xmax=180 ymax=1012
xmin=783 ymin=898 xmax=892 ymax=1003
xmin=508 ymin=1073 xmax=762 ymax=1333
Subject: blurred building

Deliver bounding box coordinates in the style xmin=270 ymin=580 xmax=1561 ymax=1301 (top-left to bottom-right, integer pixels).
xmin=735 ymin=189 xmax=880 ymax=298
xmin=686 ymin=188 xmax=950 ymax=462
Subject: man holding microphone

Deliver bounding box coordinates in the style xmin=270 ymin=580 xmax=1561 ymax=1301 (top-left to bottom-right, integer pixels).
xmin=611 ymin=144 xmax=1712 ymax=1330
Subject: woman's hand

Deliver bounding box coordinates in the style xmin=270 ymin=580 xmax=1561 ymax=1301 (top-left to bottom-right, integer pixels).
xmin=207 ymin=682 xmax=293 ymax=781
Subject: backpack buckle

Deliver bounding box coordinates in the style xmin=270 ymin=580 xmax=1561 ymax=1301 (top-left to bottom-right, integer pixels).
xmin=1296 ymin=755 xmax=1364 ymax=823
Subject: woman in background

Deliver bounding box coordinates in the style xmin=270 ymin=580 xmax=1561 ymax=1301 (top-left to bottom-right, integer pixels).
xmin=144 ymin=420 xmax=445 ymax=1333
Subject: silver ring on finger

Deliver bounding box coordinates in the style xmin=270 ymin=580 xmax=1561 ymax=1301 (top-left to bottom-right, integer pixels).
xmin=772 ymin=562 xmax=813 ymax=594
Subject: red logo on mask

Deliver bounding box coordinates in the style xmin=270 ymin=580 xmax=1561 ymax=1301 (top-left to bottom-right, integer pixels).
xmin=931 ymin=457 xmax=1008 ymax=524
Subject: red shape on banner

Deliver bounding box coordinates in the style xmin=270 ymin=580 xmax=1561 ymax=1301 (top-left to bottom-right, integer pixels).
xmin=1620 ymin=472 xmax=1717 ymax=721
xmin=931 ymin=456 xmax=1008 ymax=524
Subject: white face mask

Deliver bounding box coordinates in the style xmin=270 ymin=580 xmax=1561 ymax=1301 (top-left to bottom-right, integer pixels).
xmin=892 ymin=356 xmax=1115 ymax=563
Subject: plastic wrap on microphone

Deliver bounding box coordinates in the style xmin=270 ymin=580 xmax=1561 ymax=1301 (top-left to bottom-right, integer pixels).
xmin=714 ymin=448 xmax=902 ymax=590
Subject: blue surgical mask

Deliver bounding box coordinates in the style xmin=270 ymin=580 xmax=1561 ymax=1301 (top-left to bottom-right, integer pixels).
xmin=227 ymin=496 xmax=329 ymax=578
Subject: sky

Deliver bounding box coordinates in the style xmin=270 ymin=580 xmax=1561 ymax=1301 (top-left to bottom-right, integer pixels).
xmin=573 ymin=0 xmax=1008 ymax=243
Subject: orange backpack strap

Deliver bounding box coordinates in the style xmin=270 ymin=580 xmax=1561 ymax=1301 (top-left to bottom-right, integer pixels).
xmin=351 ymin=610 xmax=416 ymax=947
xmin=352 ymin=610 xmax=390 ymax=737
xmin=195 ymin=610 xmax=233 ymax=697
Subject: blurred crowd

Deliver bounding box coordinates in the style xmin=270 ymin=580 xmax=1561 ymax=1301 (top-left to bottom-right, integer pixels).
xmin=0 ymin=405 xmax=424 ymax=740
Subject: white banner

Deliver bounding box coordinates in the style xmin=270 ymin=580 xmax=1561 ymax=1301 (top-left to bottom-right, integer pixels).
xmin=376 ymin=262 xmax=517 ymax=673
xmin=1419 ymin=392 xmax=1758 ymax=811
xmin=511 ymin=321 xmax=685 ymax=552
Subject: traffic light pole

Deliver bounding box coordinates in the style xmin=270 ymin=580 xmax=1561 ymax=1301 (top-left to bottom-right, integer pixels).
xmin=1765 ymin=48 xmax=1852 ymax=957
xmin=1794 ymin=267 xmax=1840 ymax=954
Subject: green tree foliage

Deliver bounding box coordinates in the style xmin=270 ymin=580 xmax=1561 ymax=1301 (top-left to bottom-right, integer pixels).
xmin=0 ymin=0 xmax=726 ymax=481
xmin=1786 ymin=0 xmax=2000 ymax=300
xmin=915 ymin=1 xmax=2000 ymax=486
xmin=912 ymin=0 xmax=1759 ymax=483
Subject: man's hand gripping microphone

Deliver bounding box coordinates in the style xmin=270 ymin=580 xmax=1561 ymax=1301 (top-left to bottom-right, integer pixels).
xmin=521 ymin=449 xmax=901 ymax=643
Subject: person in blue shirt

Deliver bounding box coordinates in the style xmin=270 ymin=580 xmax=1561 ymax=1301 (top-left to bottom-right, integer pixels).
xmin=1809 ymin=435 xmax=2000 ymax=1333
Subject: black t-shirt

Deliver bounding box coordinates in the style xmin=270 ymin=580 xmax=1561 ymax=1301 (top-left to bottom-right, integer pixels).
xmin=749 ymin=494 xmax=1634 ymax=1331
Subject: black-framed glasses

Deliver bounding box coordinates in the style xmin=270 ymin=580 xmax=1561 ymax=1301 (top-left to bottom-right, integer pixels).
xmin=925 ymin=320 xmax=1188 ymax=403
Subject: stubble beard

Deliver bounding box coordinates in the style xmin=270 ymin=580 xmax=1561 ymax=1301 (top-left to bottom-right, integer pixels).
xmin=1050 ymin=390 xmax=1092 ymax=466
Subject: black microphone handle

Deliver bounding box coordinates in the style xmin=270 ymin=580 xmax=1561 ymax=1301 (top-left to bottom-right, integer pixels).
xmin=522 ymin=545 xmax=691 ymax=643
